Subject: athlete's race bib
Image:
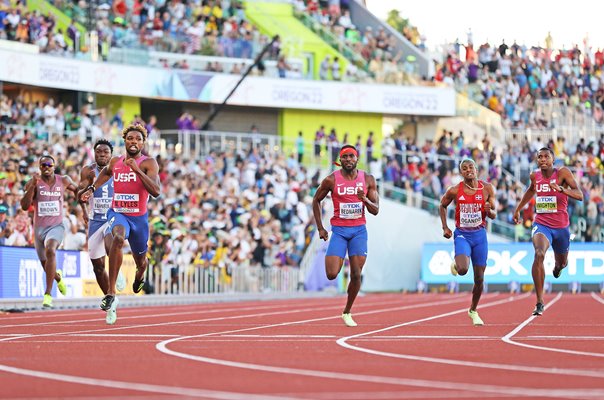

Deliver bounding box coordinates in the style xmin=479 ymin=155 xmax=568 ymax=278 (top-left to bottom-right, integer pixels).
xmin=38 ymin=200 xmax=60 ymax=217
xmin=459 ymin=212 xmax=482 ymax=228
xmin=339 ymin=202 xmax=363 ymax=219
xmin=92 ymin=197 xmax=112 ymax=216
xmin=113 ymin=193 xmax=140 ymax=213
xmin=459 ymin=203 xmax=482 ymax=228
xmin=536 ymin=196 xmax=557 ymax=213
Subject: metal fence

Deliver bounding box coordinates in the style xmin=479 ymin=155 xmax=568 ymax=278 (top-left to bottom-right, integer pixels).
xmin=146 ymin=264 xmax=303 ymax=295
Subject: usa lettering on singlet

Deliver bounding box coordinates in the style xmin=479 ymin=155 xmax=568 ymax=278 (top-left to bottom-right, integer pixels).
xmin=90 ymin=167 xmax=113 ymax=221
xmin=111 ymin=156 xmax=149 ymax=216
xmin=33 ymin=175 xmax=65 ymax=227
xmin=534 ymin=169 xmax=569 ymax=228
xmin=455 ymin=182 xmax=486 ymax=230
xmin=330 ymin=170 xmax=366 ymax=227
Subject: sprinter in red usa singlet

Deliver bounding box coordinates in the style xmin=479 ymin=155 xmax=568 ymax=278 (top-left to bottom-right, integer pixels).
xmin=514 ymin=147 xmax=583 ymax=316
xmin=312 ymin=145 xmax=379 ymax=327
xmin=80 ymin=124 xmax=161 ymax=325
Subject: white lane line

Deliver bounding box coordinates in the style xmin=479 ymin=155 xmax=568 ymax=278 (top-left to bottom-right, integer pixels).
xmin=0 ymin=364 xmax=304 ymax=400
xmin=334 ymin=293 xmax=604 ymax=379
xmin=0 ymin=295 xmax=472 ymax=398
xmin=591 ymin=292 xmax=604 ymax=305
xmin=0 ymin=295 xmax=423 ymax=330
xmin=0 ymin=296 xmax=419 ymax=341
xmin=155 ymin=296 xmax=604 ymax=398
xmin=502 ymin=292 xmax=604 ymax=358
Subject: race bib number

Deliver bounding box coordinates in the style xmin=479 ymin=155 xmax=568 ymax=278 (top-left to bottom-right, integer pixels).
xmin=38 ymin=201 xmax=60 ymax=217
xmin=459 ymin=212 xmax=482 ymax=228
xmin=92 ymin=197 xmax=112 ymax=216
xmin=339 ymin=202 xmax=363 ymax=219
xmin=459 ymin=203 xmax=482 ymax=228
xmin=536 ymin=196 xmax=557 ymax=213
xmin=113 ymin=193 xmax=140 ymax=213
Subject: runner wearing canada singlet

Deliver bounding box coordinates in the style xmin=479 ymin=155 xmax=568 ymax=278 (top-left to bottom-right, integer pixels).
xmin=20 ymin=155 xmax=84 ymax=307
xmin=440 ymin=158 xmax=497 ymax=326
xmin=80 ymin=124 xmax=161 ymax=325
xmin=514 ymin=147 xmax=583 ymax=316
xmin=312 ymin=145 xmax=379 ymax=327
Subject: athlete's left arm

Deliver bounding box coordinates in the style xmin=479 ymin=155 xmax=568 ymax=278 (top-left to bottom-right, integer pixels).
xmin=552 ymin=167 xmax=584 ymax=201
xmin=136 ymin=158 xmax=161 ymax=198
xmin=484 ymin=183 xmax=497 ymax=220
xmin=359 ymin=174 xmax=379 ymax=215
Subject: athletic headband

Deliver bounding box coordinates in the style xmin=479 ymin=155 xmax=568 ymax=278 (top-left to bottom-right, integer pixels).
xmin=334 ymin=147 xmax=358 ymax=166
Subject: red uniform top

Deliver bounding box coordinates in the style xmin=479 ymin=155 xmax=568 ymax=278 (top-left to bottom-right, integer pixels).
xmin=455 ymin=181 xmax=487 ymax=230
xmin=111 ymin=156 xmax=149 ymax=216
xmin=330 ymin=170 xmax=366 ymax=227
xmin=33 ymin=175 xmax=65 ymax=228
xmin=534 ymin=169 xmax=569 ymax=228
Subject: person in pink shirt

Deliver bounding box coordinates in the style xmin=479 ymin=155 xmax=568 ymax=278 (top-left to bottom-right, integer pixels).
xmin=20 ymin=155 xmax=83 ymax=307
xmin=81 ymin=124 xmax=160 ymax=325
xmin=312 ymin=145 xmax=379 ymax=327
xmin=514 ymin=148 xmax=583 ymax=316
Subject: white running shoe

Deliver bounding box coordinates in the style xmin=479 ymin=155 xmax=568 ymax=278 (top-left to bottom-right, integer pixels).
xmin=450 ymin=261 xmax=458 ymax=276
xmin=342 ymin=313 xmax=357 ymax=327
xmin=116 ymin=270 xmax=126 ymax=292
xmin=106 ymin=296 xmax=119 ymax=325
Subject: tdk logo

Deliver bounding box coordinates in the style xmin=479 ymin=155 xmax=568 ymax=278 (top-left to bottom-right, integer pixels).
xmin=114 ymin=194 xmax=139 ymax=201
xmin=115 ymin=172 xmax=137 ymax=182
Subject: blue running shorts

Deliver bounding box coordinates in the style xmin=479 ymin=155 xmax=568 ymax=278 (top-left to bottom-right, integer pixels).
xmin=454 ymin=227 xmax=488 ymax=267
xmin=532 ymin=223 xmax=570 ymax=254
xmin=105 ymin=209 xmax=149 ymax=255
xmin=326 ymin=225 xmax=368 ymax=259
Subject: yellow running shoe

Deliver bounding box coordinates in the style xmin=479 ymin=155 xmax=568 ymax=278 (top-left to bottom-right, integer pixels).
xmin=468 ymin=309 xmax=484 ymax=326
xmin=42 ymin=294 xmax=53 ymax=308
xmin=450 ymin=261 xmax=458 ymax=276
xmin=56 ymin=270 xmax=67 ymax=296
xmin=342 ymin=313 xmax=357 ymax=327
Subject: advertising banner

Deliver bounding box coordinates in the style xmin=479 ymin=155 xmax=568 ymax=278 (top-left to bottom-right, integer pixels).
xmin=0 ymin=247 xmax=139 ymax=299
xmin=421 ymin=243 xmax=604 ymax=284
xmin=0 ymin=48 xmax=455 ymax=116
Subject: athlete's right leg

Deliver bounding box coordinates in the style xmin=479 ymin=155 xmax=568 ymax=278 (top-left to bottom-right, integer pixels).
xmin=453 ymin=231 xmax=472 ymax=276
xmin=325 ymin=226 xmax=347 ymax=280
xmin=325 ymin=256 xmax=345 ymax=280
xmin=531 ymin=228 xmax=551 ymax=306
xmin=43 ymin=239 xmax=60 ymax=296
xmin=107 ymin=224 xmax=127 ymax=295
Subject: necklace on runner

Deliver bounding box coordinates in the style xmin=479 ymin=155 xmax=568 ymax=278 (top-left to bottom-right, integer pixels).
xmin=464 ymin=181 xmax=479 ymax=191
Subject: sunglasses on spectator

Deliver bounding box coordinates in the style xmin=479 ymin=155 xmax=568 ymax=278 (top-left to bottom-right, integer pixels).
xmin=40 ymin=162 xmax=54 ymax=168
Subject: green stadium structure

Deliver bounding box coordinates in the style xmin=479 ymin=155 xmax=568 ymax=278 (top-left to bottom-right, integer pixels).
xmin=26 ymin=0 xmax=87 ymax=50
xmin=244 ymin=1 xmax=349 ymax=80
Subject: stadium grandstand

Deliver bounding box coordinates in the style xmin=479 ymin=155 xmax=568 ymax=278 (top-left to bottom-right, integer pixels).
xmin=0 ymin=0 xmax=603 ymax=397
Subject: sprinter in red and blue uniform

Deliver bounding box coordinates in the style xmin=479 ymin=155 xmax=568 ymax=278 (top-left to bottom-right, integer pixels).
xmin=81 ymin=124 xmax=161 ymax=325
xmin=514 ymin=147 xmax=583 ymax=316
xmin=440 ymin=158 xmax=497 ymax=326
xmin=312 ymin=145 xmax=380 ymax=327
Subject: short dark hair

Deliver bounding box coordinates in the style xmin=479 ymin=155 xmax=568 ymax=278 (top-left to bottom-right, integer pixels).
xmin=538 ymin=147 xmax=555 ymax=157
xmin=94 ymin=139 xmax=113 ymax=153
xmin=40 ymin=155 xmax=55 ymax=163
xmin=122 ymin=123 xmax=148 ymax=141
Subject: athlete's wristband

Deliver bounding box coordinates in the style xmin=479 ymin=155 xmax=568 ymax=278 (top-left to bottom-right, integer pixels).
xmin=86 ymin=184 xmax=96 ymax=192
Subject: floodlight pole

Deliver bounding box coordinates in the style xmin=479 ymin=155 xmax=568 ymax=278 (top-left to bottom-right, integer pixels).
xmin=200 ymin=35 xmax=279 ymax=131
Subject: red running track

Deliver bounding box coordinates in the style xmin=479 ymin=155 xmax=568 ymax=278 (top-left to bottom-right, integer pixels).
xmin=1 ymin=292 xmax=604 ymax=399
